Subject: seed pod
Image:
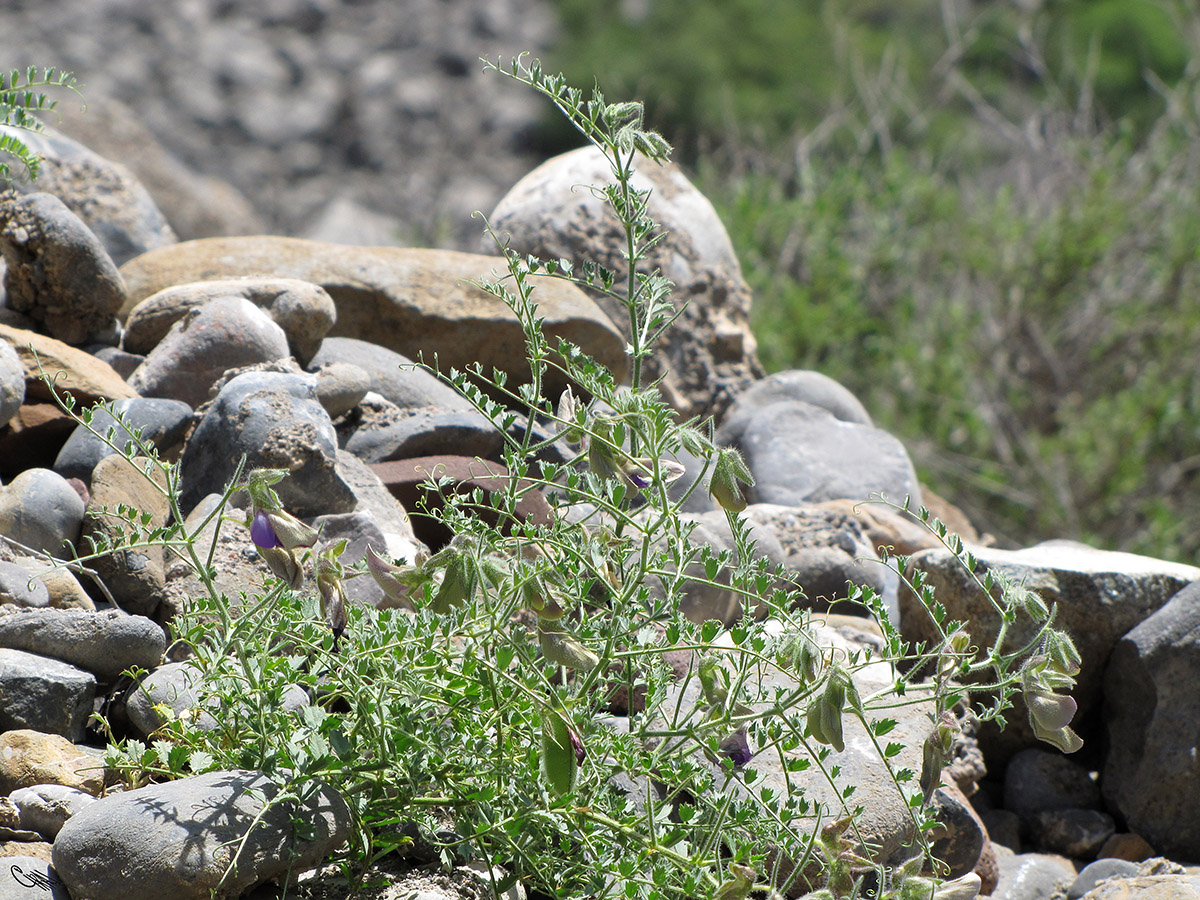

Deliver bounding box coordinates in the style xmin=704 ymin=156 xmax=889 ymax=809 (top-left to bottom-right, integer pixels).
xmin=539 ymin=625 xmax=599 ymax=671
xmin=539 ymin=707 xmax=581 ymax=796
xmin=429 ymin=550 xmax=477 ymax=615
xmin=709 ymin=446 xmax=754 ymax=513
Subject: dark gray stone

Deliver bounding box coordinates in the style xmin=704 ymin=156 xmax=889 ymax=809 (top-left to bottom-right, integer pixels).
xmin=52 ymin=769 xmax=351 ymax=900
xmin=0 ymin=191 xmax=127 ymax=345
xmin=53 ymin=397 xmax=193 ymax=483
xmin=179 ymin=371 xmax=355 ymax=518
xmin=0 ymin=608 xmax=164 ymax=681
xmin=307 ymin=337 xmax=472 ymax=412
xmin=729 ymin=401 xmax=921 ymax=509
xmin=1029 ymin=808 xmax=1115 ymax=859
xmin=1005 ymin=748 xmax=1101 ymax=818
xmin=10 ymin=783 xmax=97 ymax=840
xmin=1103 ymin=579 xmax=1200 ymax=862
xmin=0 ymin=648 xmax=95 ymax=740
xmin=345 ymin=406 xmax=502 ymax=464
xmin=0 ymin=563 xmax=50 ymax=609
xmin=87 ymin=345 xmax=145 ymax=380
xmin=124 ymin=661 xmax=217 ymax=735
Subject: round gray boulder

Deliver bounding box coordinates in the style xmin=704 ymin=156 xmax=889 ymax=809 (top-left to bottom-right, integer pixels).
xmin=53 ymin=397 xmax=193 ymax=484
xmin=52 ymin=769 xmax=351 ymax=900
xmin=0 ymin=607 xmax=164 ymax=682
xmin=0 ymin=468 xmax=86 ymax=556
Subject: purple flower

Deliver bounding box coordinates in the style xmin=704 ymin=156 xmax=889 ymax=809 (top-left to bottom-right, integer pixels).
xmin=250 ymin=510 xmax=280 ymax=549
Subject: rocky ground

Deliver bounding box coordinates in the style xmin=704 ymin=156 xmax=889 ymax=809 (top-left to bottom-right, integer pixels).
xmin=0 ymin=0 xmax=557 ymax=248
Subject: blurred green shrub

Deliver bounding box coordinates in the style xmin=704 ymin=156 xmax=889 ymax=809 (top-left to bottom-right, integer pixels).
xmin=707 ymin=113 xmax=1200 ymax=560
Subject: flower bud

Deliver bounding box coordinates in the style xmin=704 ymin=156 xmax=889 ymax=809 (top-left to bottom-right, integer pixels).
xmin=315 ymin=540 xmax=349 ymax=641
xmin=709 ymin=446 xmax=754 ymax=513
xmin=257 ymin=546 xmax=305 ymax=590
xmin=264 ymin=509 xmax=320 ymax=551
xmin=714 ymin=862 xmax=757 ymax=900
xmin=429 ymin=549 xmax=477 ymax=615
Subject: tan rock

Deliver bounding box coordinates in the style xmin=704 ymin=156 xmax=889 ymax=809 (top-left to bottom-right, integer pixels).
xmin=0 ymin=323 xmax=137 ymax=407
xmin=119 ymin=238 xmax=628 ymax=398
xmin=123 ymin=277 xmax=336 ymax=365
xmin=0 ymin=730 xmax=105 ymax=795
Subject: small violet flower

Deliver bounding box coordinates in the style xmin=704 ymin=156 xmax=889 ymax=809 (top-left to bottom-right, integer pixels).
xmin=250 ymin=510 xmax=281 ymax=549
xmin=719 ymin=729 xmax=754 ymax=768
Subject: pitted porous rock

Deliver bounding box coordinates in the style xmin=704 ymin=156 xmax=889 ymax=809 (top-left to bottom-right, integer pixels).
xmin=0 ymin=192 xmax=126 ymax=345
xmin=488 ymin=145 xmax=763 ymax=420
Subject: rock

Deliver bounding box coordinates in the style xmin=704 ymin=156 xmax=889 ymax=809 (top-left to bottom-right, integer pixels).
xmin=981 ymin=808 xmax=1022 ymax=852
xmin=0 ymin=650 xmax=95 ymax=740
xmin=1004 ymin=748 xmax=1101 ymax=818
xmin=53 ymin=397 xmax=193 ymax=484
xmin=0 ymin=405 xmax=77 ymax=483
xmin=719 ymin=370 xmax=874 ymax=442
xmin=87 ymin=345 xmax=144 ymax=380
xmin=928 ymin=780 xmax=988 ymax=881
xmin=345 ymin=406 xmax=503 ymax=464
xmin=0 ymin=192 xmax=126 ymax=345
xmin=987 ymin=847 xmax=1077 ymax=900
xmin=128 ymin=296 xmax=291 ymax=407
xmin=663 ymin=619 xmax=979 ymax=886
xmin=0 ymin=552 xmax=93 ymax=611
xmin=124 ymin=662 xmax=308 ymax=738
xmin=52 ymin=769 xmax=351 ymax=900
xmin=0 ymin=124 xmax=176 ymax=267
xmin=301 ymin=194 xmax=407 ymax=247
xmin=0 ymin=608 xmax=164 ymax=681
xmin=119 ymin=239 xmax=628 ymax=401
xmin=79 ymin=454 xmax=171 ymax=615
xmin=1102 ymin=580 xmax=1200 ymax=862
xmin=0 ymin=468 xmax=85 ymax=556
xmin=9 ymin=784 xmax=97 ymax=840
xmin=0 ymin=323 xmax=137 ymax=407
xmin=1097 ymin=833 xmax=1157 ymax=863
xmin=720 ymin=401 xmax=922 ymax=509
xmin=123 ymin=277 xmax=336 ymax=365
xmin=0 ymin=563 xmax=50 ymax=609
xmin=904 ymin=542 xmax=1200 ymax=760
xmin=178 ymin=371 xmax=355 ymax=518
xmin=370 ymin=455 xmax=552 ymax=551
xmin=741 ymin=503 xmax=896 ymax=621
xmin=1029 ymin=808 xmax=1115 ymax=859
xmin=313 ymin=362 xmax=371 ymax=419
xmin=0 ymin=730 xmax=104 ymax=795
xmin=1070 ymin=858 xmax=1142 ymax=899
xmin=0 ymin=855 xmax=71 ymax=899
xmin=1074 ymin=873 xmax=1200 ymax=900
xmin=334 ymin=451 xmax=423 ymax=546
xmin=489 ymin=146 xmax=762 ymax=419
xmin=652 ymin=508 xmax=786 ymax=627
xmin=51 ymin=91 xmax=263 ymax=242
xmin=307 ymin=338 xmax=473 ymax=412
xmin=0 ymin=340 xmax=24 ymax=429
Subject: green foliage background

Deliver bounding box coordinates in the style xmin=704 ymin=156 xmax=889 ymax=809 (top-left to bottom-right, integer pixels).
xmin=541 ymin=0 xmax=1200 ymax=562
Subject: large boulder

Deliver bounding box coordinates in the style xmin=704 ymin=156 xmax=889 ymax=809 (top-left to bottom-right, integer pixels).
xmin=902 ymin=541 xmax=1200 ymax=761
xmin=1102 ymin=580 xmax=1200 ymax=862
xmin=488 ymin=146 xmax=762 ymax=419
xmin=119 ymin=239 xmax=627 ymax=400
xmin=52 ymin=770 xmax=351 ymax=900
xmin=0 ymin=124 xmax=176 ymax=267
xmin=0 ymin=323 xmax=137 ymax=407
xmin=0 ymin=192 xmax=126 ymax=345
